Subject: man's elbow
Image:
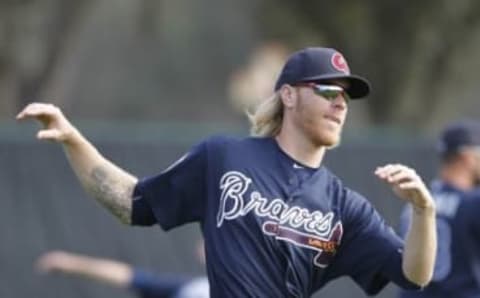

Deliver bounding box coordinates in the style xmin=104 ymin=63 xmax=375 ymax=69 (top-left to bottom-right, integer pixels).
xmin=118 ymin=215 xmax=132 ymax=226
xmin=403 ymin=266 xmax=433 ymax=288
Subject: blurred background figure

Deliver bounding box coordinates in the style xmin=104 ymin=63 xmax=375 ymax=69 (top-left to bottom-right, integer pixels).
xmin=36 ymin=241 xmax=208 ymax=298
xmin=227 ymin=42 xmax=288 ymax=112
xmin=398 ymin=120 xmax=480 ymax=298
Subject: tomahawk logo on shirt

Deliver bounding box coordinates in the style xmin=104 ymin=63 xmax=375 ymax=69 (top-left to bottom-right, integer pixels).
xmin=217 ymin=171 xmax=343 ymax=267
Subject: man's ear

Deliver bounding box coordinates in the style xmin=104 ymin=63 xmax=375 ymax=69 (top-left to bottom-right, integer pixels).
xmin=279 ymin=85 xmax=297 ymax=108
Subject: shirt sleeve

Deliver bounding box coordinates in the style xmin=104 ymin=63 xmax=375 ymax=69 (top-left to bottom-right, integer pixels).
xmin=336 ymin=190 xmax=420 ymax=295
xmin=130 ymin=140 xmax=208 ymax=230
xmin=129 ymin=269 xmax=191 ymax=298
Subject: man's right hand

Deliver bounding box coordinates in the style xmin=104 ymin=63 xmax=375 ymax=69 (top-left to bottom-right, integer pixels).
xmin=36 ymin=251 xmax=78 ymax=274
xmin=16 ymin=103 xmax=79 ymax=144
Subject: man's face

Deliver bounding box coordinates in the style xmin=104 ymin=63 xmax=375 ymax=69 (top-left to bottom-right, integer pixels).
xmin=289 ymin=81 xmax=349 ymax=147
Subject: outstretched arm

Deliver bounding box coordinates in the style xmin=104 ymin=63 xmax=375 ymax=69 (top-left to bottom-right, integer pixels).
xmin=17 ymin=103 xmax=137 ymax=224
xmin=37 ymin=251 xmax=133 ymax=288
xmin=376 ymin=164 xmax=436 ymax=287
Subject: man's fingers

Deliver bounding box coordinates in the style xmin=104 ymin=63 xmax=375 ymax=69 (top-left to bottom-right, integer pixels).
xmin=16 ymin=103 xmax=58 ymax=120
xmin=375 ymin=164 xmax=406 ymax=179
xmin=17 ymin=109 xmax=51 ymax=121
xmin=37 ymin=130 xmax=61 ymax=140
xmin=385 ymin=171 xmax=413 ymax=184
xmin=36 ymin=251 xmax=68 ymax=273
xmin=376 ymin=163 xmax=433 ymax=208
xmin=398 ymin=181 xmax=422 ymax=190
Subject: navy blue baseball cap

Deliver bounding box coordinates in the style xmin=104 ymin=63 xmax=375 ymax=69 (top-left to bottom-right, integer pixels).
xmin=437 ymin=120 xmax=480 ymax=154
xmin=274 ymin=47 xmax=371 ymax=99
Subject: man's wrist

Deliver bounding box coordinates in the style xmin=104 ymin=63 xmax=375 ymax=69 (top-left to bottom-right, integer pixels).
xmin=412 ymin=200 xmax=436 ymax=216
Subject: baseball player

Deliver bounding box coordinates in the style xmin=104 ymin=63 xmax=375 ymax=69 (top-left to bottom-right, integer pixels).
xmin=36 ymin=250 xmax=209 ymax=298
xmin=398 ymin=120 xmax=480 ymax=298
xmin=17 ymin=47 xmax=436 ymax=297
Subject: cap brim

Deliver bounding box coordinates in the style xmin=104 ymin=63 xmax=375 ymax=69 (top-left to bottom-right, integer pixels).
xmin=300 ymin=74 xmax=371 ymax=99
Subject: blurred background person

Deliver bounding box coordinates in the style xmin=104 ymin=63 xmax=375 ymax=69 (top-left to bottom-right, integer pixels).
xmin=227 ymin=42 xmax=288 ymax=112
xmin=398 ymin=120 xmax=480 ymax=298
xmin=36 ymin=241 xmax=208 ymax=298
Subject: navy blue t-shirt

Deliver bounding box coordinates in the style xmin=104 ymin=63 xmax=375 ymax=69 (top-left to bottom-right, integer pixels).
xmin=132 ymin=136 xmax=418 ymax=297
xmin=398 ymin=180 xmax=480 ymax=298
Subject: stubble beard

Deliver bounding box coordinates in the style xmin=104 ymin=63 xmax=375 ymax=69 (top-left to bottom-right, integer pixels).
xmin=306 ymin=123 xmax=342 ymax=148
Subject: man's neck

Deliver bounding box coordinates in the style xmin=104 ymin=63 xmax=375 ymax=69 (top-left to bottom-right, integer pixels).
xmin=275 ymin=129 xmax=326 ymax=168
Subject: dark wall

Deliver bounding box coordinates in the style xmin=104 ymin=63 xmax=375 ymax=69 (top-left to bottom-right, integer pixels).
xmin=0 ymin=133 xmax=437 ymax=298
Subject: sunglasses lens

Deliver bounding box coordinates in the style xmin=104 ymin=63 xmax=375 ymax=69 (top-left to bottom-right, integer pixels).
xmin=319 ymin=90 xmax=339 ymax=100
xmin=313 ymin=85 xmax=349 ymax=102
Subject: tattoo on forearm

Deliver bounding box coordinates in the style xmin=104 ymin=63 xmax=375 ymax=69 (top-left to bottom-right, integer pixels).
xmin=90 ymin=166 xmax=134 ymax=224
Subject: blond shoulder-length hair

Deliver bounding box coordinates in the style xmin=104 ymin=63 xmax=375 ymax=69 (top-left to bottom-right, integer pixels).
xmin=247 ymin=92 xmax=284 ymax=137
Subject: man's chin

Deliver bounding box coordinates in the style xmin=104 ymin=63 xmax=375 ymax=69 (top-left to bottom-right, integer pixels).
xmin=326 ymin=139 xmax=341 ymax=149
xmin=313 ymin=134 xmax=341 ymax=148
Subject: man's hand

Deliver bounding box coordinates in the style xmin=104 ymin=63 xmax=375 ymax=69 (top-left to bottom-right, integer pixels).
xmin=376 ymin=164 xmax=437 ymax=286
xmin=36 ymin=251 xmax=133 ymax=287
xmin=375 ymin=164 xmax=435 ymax=212
xmin=16 ymin=103 xmax=78 ymax=144
xmin=36 ymin=251 xmax=79 ymax=274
